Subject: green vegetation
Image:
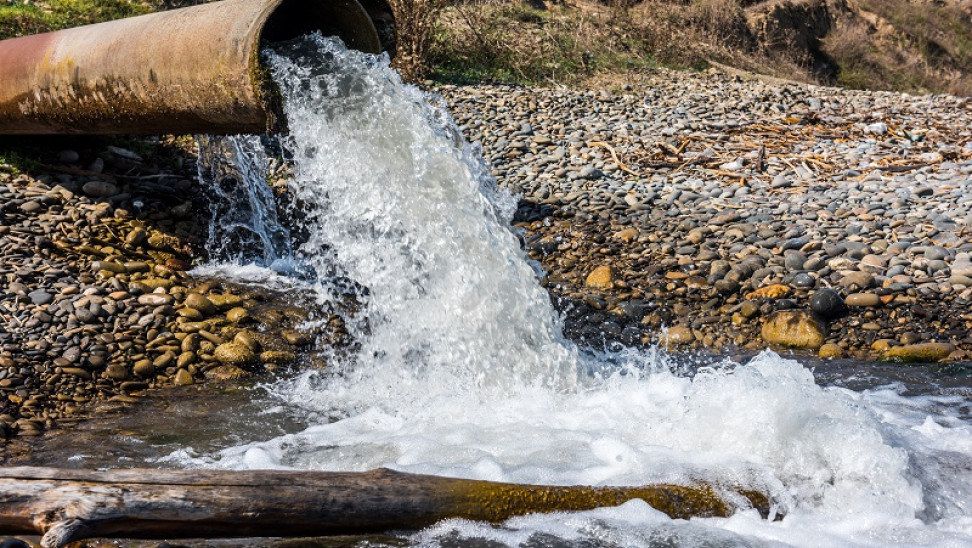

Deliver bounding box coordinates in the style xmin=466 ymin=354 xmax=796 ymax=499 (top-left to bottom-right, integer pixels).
xmin=0 ymin=0 xmax=153 ymax=39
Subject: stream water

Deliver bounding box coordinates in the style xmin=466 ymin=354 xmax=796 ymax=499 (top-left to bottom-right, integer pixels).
xmin=52 ymin=35 xmax=972 ymax=547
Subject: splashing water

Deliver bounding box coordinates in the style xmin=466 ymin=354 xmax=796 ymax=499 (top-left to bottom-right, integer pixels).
xmin=182 ymin=35 xmax=972 ymax=547
xmin=196 ymin=134 xmax=294 ymax=270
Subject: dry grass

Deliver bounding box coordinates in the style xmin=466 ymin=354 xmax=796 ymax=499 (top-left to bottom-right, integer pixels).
xmin=388 ymin=0 xmax=445 ymax=82
xmin=429 ymin=0 xmax=717 ymax=86
xmin=427 ymin=0 xmax=972 ymax=96
xmin=427 ymin=0 xmax=820 ymax=87
xmin=824 ymin=0 xmax=972 ymax=95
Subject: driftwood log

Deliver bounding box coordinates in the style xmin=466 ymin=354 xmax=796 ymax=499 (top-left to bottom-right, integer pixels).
xmin=0 ymin=467 xmax=775 ymax=547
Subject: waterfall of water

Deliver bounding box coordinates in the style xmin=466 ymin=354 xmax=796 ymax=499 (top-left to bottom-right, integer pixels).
xmin=177 ymin=34 xmax=972 ymax=548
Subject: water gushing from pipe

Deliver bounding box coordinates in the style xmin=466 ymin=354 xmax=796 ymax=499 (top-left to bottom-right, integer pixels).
xmin=182 ymin=34 xmax=972 ymax=548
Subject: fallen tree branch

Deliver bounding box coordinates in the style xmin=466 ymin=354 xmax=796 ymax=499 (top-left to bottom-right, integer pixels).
xmin=0 ymin=467 xmax=776 ymax=547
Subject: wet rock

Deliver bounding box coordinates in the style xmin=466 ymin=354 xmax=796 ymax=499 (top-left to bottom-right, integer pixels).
xmin=760 ymin=310 xmax=828 ymax=349
xmin=882 ymin=343 xmax=955 ymax=363
xmin=209 ymin=293 xmax=244 ymax=310
xmin=105 ymin=364 xmax=129 ymax=381
xmin=225 ymin=307 xmax=250 ymax=323
xmin=184 ymin=293 xmax=216 ymax=316
xmin=233 ymin=330 xmax=260 ymax=352
xmin=818 ymin=343 xmax=844 ymax=358
xmin=205 ymin=365 xmax=251 ymax=381
xmin=132 ymin=359 xmax=155 ymax=378
xmin=173 ymin=369 xmax=194 ymax=386
xmin=663 ymin=326 xmax=695 ymax=346
xmin=282 ymin=329 xmax=312 ymax=346
xmin=260 ymin=350 xmax=296 ymax=365
xmin=585 ymin=265 xmax=616 ymax=289
xmin=213 ymin=342 xmax=256 ymax=366
xmin=126 ymin=227 xmax=148 ymax=247
xmin=810 ymin=288 xmax=847 ymax=320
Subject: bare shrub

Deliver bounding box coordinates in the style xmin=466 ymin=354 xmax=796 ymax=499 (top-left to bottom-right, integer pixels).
xmin=388 ymin=0 xmax=444 ymax=82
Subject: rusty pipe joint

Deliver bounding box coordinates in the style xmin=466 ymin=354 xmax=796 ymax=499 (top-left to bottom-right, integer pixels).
xmin=0 ymin=0 xmax=396 ymax=135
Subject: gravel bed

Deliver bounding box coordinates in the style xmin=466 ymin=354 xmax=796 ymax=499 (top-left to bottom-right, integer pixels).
xmin=0 ymin=141 xmax=346 ymax=448
xmin=440 ymin=68 xmax=972 ymax=362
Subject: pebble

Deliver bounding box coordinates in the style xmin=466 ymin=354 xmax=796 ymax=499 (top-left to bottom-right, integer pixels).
xmin=810 ymin=289 xmax=847 ymax=320
xmin=845 ymin=293 xmax=881 ymax=307
xmin=441 ymin=70 xmax=972 ymax=361
xmin=585 ymin=265 xmax=615 ymax=289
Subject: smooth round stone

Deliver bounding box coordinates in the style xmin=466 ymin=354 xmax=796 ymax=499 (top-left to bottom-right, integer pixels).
xmin=818 ymin=343 xmax=844 ymax=359
xmin=900 ymin=332 xmax=921 ymax=345
xmin=174 ymin=369 xmax=194 ymax=386
xmin=137 ymin=293 xmax=174 ymax=306
xmin=839 ymin=271 xmax=874 ymax=289
xmin=27 ymin=289 xmax=53 ymax=306
xmin=82 ymin=180 xmax=120 ymax=198
xmin=811 ymin=288 xmax=848 ymax=319
xmin=784 ymin=252 xmax=807 ymax=271
xmin=860 ymin=254 xmax=887 ymax=271
xmin=924 ymin=246 xmax=949 ymax=261
xmin=184 ymin=293 xmax=217 ymax=316
xmin=845 ymin=293 xmax=882 ymax=307
xmin=104 ymin=364 xmax=129 ymax=381
xmin=739 ymin=300 xmax=760 ymax=318
xmin=926 ymin=260 xmax=948 ymax=274
xmin=57 ymin=149 xmax=80 ymax=164
xmin=132 ymin=359 xmax=155 ymax=379
xmin=803 ymin=257 xmax=826 ymax=271
xmin=791 ymin=272 xmax=816 ymax=289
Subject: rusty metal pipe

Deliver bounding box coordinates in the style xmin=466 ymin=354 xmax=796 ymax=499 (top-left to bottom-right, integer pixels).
xmin=0 ymin=0 xmax=396 ymax=135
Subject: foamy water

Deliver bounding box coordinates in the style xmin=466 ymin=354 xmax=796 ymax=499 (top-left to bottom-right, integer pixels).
xmin=183 ymin=35 xmax=972 ymax=547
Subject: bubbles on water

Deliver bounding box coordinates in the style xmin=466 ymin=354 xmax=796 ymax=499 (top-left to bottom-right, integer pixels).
xmin=182 ymin=34 xmax=972 ymax=548
xmin=261 ymin=33 xmax=582 ymax=411
xmin=196 ymin=134 xmax=293 ymax=265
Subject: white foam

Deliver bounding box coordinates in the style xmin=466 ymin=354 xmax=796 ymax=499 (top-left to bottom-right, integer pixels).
xmin=173 ymin=36 xmax=972 ymax=548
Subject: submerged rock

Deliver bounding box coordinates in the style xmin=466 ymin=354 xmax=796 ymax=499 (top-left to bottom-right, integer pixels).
xmin=213 ymin=342 xmax=256 ymax=366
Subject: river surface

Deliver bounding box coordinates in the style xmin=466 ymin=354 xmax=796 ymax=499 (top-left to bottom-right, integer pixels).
xmin=29 ymin=35 xmax=972 ymax=547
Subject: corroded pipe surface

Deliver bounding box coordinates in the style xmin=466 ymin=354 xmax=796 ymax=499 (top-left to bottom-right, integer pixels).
xmin=0 ymin=0 xmax=395 ymax=135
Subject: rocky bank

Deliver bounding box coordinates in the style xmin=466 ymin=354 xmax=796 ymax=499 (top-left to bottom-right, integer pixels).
xmin=2 ymin=67 xmax=971 ymax=452
xmin=440 ymin=67 xmax=972 ymax=362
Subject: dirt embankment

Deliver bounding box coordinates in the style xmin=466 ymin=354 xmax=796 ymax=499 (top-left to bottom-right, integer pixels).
xmin=742 ymin=0 xmax=972 ymax=95
xmin=429 ymin=0 xmax=972 ymax=95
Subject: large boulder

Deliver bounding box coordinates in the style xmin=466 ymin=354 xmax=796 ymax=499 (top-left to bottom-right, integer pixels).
xmin=760 ymin=310 xmax=828 ymax=349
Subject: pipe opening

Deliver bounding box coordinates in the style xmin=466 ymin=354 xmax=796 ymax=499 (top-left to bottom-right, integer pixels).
xmin=260 ymin=0 xmax=382 ymax=54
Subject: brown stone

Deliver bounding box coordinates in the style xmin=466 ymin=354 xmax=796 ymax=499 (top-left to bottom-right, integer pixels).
xmin=585 ymin=266 xmax=616 ymax=289
xmin=746 ymin=284 xmax=791 ymax=300
xmin=760 ymin=311 xmax=827 ymax=349
xmin=883 ymin=343 xmax=955 ymax=363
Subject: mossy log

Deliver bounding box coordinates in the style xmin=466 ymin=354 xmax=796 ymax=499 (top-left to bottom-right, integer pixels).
xmin=0 ymin=467 xmax=776 ymax=548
